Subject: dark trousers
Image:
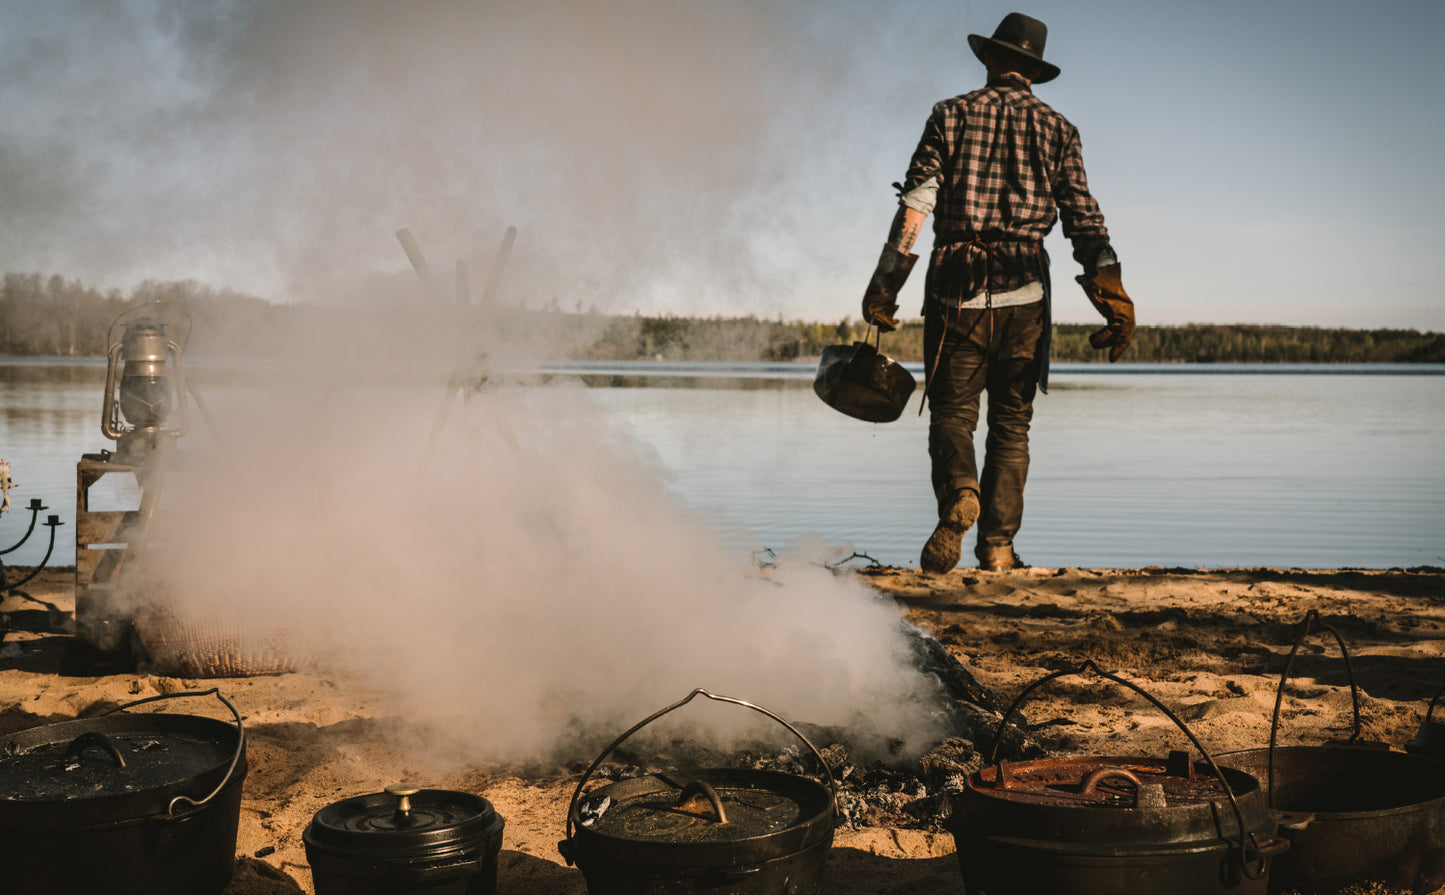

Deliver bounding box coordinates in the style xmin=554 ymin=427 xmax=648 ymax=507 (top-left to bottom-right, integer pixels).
xmin=923 ymin=300 xmax=1044 ymax=552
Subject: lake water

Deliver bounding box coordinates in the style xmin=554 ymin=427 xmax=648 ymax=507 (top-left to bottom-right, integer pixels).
xmin=2 ymin=359 xmax=1442 ymax=570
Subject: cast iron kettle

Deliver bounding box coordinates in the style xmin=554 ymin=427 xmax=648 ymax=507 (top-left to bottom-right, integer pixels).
xmin=560 ymin=688 xmax=837 ymax=895
xmin=1219 ymin=610 xmax=1445 ymax=894
xmin=813 ymin=327 xmax=916 ymax=422
xmin=0 ymin=688 xmax=247 ymax=895
xmin=951 ymin=660 xmax=1288 ymax=895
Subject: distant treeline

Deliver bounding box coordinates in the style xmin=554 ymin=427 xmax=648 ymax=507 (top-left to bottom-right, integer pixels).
xmin=0 ymin=273 xmax=286 ymax=357
xmin=539 ymin=315 xmax=1445 ymax=364
xmin=2 ymin=272 xmax=1442 ymax=364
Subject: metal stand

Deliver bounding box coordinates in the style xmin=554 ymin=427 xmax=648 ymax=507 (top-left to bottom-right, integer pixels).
xmin=0 ymin=496 xmax=64 ymax=620
xmin=396 ymin=225 xmax=516 ymax=450
xmin=69 ymin=448 xmax=169 ymax=671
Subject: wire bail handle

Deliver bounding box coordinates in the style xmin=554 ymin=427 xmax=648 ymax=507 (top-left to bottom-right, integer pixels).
xmin=1266 ymin=609 xmax=1364 ymax=807
xmin=988 ymin=659 xmax=1274 ymax=882
xmin=562 ymin=688 xmax=837 ymax=850
xmin=101 ymin=687 xmax=245 ymax=816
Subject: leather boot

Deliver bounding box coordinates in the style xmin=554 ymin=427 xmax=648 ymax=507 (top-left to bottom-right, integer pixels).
xmin=920 ymin=491 xmax=980 ymax=574
xmin=977 ymin=543 xmax=1026 ymax=571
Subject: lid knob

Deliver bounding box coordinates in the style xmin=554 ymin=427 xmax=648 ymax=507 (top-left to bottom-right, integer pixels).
xmin=386 ymin=783 xmax=423 ymax=826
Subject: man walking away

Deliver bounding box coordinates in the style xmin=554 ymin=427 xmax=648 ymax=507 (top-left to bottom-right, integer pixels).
xmin=860 ymin=11 xmax=1136 ymax=574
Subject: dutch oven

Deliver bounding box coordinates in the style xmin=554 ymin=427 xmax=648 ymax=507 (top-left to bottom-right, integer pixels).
xmin=304 ymin=783 xmax=505 ymax=895
xmin=559 ymin=688 xmax=837 ymax=894
xmin=1219 ymin=610 xmax=1445 ymax=894
xmin=813 ymin=329 xmax=916 ymax=423
xmin=950 ymin=661 xmax=1288 ymax=894
xmin=0 ymin=687 xmax=247 ymax=895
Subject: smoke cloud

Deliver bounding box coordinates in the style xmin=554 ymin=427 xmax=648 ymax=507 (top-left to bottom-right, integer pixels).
xmin=0 ymin=1 xmax=969 ymax=318
xmin=23 ymin=0 xmax=975 ymax=764
xmin=126 ymin=296 xmax=953 ymax=765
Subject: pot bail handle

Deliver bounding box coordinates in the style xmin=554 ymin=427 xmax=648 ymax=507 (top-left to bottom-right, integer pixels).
xmin=100 ymin=687 xmax=246 ymax=817
xmin=846 ymin=326 xmax=882 ymax=366
xmin=1266 ymin=610 xmax=1364 ymax=808
xmin=986 ymin=659 xmax=1270 ymax=882
xmin=1426 ymin=683 xmax=1445 ymax=725
xmin=562 ymin=688 xmax=837 ymax=855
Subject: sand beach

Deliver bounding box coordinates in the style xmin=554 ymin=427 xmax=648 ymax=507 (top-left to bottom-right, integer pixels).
xmin=4 ymin=563 xmax=1444 ymax=893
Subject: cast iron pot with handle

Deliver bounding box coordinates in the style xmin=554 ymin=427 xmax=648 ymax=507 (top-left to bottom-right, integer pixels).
xmin=950 ymin=660 xmax=1288 ymax=895
xmin=0 ymin=687 xmax=247 ymax=895
xmin=304 ymin=782 xmax=505 ymax=895
xmin=558 ymin=688 xmax=837 ymax=895
xmin=813 ymin=327 xmax=916 ymax=423
xmin=1219 ymin=610 xmax=1445 ymax=894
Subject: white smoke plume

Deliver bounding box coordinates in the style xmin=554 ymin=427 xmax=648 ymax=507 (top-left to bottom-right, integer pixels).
xmin=124 ymin=290 xmax=954 ymax=766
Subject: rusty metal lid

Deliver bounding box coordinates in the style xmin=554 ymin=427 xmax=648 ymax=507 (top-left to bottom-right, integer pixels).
xmin=953 ymin=752 xmax=1273 ymax=847
xmin=973 ymin=752 xmax=1239 ymax=809
xmin=574 ymin=769 xmax=833 ymax=845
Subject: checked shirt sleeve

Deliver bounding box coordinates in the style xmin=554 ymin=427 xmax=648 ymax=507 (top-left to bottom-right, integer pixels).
xmin=901 ymin=103 xmax=951 ymax=195
xmin=1052 ymin=127 xmax=1112 ymax=267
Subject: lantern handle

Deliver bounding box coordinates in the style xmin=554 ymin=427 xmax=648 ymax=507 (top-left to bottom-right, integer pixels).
xmin=105 ymin=300 xmax=192 ymax=353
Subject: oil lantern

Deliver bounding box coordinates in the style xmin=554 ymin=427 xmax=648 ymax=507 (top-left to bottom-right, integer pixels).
xmin=100 ymin=302 xmax=192 ymax=464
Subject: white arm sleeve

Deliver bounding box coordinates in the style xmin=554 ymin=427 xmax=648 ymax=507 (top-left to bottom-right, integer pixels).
xmin=899 ymin=176 xmax=940 ymax=215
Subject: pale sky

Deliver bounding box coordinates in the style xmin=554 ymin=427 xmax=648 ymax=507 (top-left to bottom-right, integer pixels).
xmin=1 ymin=0 xmax=1441 ymax=328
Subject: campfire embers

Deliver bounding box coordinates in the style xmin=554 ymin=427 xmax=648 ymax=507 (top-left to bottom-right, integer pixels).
xmin=578 ymin=635 xmax=1042 ymax=834
xmin=589 ymin=731 xmax=1028 ymax=833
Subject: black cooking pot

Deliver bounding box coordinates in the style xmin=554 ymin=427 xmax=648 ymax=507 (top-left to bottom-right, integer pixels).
xmin=813 ymin=332 xmax=916 ymax=423
xmin=1218 ymin=611 xmax=1445 ymax=894
xmin=1218 ymin=745 xmax=1445 ymax=894
xmin=950 ymin=661 xmax=1287 ymax=895
xmin=304 ymin=784 xmax=505 ymax=895
xmin=559 ymin=688 xmax=837 ymax=895
xmin=0 ymin=688 xmax=247 ymax=895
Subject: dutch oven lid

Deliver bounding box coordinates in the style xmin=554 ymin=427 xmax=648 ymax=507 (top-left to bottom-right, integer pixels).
xmin=575 ymin=768 xmax=833 ymax=844
xmin=958 ymin=752 xmax=1272 ymax=846
xmin=0 ymin=712 xmax=244 ymax=826
xmin=971 ymin=752 xmax=1249 ymax=809
xmin=306 ymin=784 xmax=499 ymax=857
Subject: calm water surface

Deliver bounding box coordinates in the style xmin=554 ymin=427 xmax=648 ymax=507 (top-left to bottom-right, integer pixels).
xmin=1 ymin=359 xmax=1442 ymax=570
xmin=584 ymin=363 xmax=1445 ymax=570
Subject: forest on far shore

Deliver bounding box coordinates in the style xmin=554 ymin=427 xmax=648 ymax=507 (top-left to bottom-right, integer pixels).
xmin=2 ymin=272 xmax=1443 ymax=364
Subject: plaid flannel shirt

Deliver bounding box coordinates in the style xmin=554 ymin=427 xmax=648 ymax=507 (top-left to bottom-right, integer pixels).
xmin=903 ymin=74 xmax=1111 ymax=305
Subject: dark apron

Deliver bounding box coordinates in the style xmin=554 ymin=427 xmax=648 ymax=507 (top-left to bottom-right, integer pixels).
xmin=924 ymin=235 xmax=1054 ymax=396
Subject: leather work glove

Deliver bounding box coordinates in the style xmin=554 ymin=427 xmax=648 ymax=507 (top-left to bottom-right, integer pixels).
xmin=1076 ymin=263 xmax=1136 ymax=362
xmin=861 ymin=244 xmax=918 ymax=332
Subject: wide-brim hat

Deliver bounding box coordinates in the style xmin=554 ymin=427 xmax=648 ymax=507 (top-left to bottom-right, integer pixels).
xmin=968 ymin=12 xmax=1060 ymax=83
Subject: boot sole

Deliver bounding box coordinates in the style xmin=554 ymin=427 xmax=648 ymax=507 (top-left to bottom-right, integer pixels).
xmin=920 ymin=495 xmax=981 ymax=574
xmin=921 ymin=523 xmax=965 ymax=573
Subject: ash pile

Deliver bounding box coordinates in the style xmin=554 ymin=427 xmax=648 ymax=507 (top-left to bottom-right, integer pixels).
xmin=588 ymin=625 xmax=1043 ymax=831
